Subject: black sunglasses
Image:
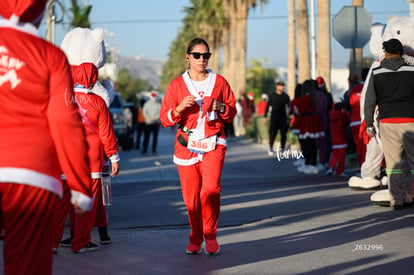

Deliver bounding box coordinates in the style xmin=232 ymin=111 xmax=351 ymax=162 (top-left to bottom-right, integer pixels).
xmin=189 ymin=52 xmax=211 ymax=60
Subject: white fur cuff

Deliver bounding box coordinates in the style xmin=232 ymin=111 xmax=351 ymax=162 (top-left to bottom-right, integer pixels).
xmin=71 ymin=190 xmax=94 ymax=211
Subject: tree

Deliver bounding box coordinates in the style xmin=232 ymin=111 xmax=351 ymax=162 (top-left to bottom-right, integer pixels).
xmin=220 ymin=0 xmax=267 ymax=100
xmin=116 ymin=68 xmax=152 ymax=100
xmin=317 ymin=0 xmax=331 ymax=92
xmin=246 ymin=59 xmax=277 ymax=99
xmin=69 ymin=0 xmax=92 ymax=28
xmin=296 ymin=0 xmax=310 ymax=83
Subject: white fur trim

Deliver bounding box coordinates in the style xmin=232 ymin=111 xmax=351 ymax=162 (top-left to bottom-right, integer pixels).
xmin=91 ymin=172 xmax=102 ymax=179
xmin=173 ymin=155 xmax=201 ymax=166
xmin=167 ymin=108 xmax=175 ymax=124
xmin=350 ymin=121 xmax=361 ymax=127
xmin=332 ymin=144 xmax=347 ymax=149
xmin=217 ymin=137 xmax=227 ymax=146
xmin=0 ymin=19 xmax=41 ymax=37
xmin=0 ymin=167 xmax=62 ymax=197
xmin=109 ymin=152 xmax=120 ymax=163
xmin=70 ymin=190 xmax=94 ymax=211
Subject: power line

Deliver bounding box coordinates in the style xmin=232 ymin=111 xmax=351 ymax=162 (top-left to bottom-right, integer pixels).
xmin=51 ymin=9 xmax=407 ymax=26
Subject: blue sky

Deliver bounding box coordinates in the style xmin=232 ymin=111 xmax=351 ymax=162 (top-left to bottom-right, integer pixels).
xmin=41 ymin=0 xmax=410 ymax=69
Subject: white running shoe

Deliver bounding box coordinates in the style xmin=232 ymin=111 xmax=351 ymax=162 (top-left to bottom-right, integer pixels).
xmin=304 ymin=165 xmax=319 ymax=174
xmin=297 ymin=164 xmax=308 ymax=172
xmin=293 ymin=158 xmax=305 ymax=166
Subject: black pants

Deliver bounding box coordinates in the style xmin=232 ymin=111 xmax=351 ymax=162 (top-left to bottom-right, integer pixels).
xmin=136 ymin=123 xmax=146 ymax=149
xmin=143 ymin=124 xmax=160 ymax=153
xmin=301 ymin=137 xmax=317 ymax=166
xmin=269 ymin=122 xmax=288 ymax=150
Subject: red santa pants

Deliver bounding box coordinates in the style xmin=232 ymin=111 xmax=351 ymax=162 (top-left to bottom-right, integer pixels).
xmin=71 ymin=178 xmax=107 ymax=251
xmin=328 ymin=147 xmax=347 ymax=175
xmin=351 ymin=125 xmax=366 ymax=168
xmin=53 ymin=181 xmax=71 ymax=249
xmin=177 ymin=145 xmax=225 ymax=245
xmin=0 ymin=183 xmax=57 ymax=275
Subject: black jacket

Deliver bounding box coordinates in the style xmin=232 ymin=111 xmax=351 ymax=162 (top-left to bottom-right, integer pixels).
xmin=364 ymin=56 xmax=414 ymax=127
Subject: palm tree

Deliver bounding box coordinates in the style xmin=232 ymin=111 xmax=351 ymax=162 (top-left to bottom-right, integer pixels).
xmin=69 ymin=0 xmax=92 ymax=28
xmin=221 ymin=0 xmax=267 ymax=99
xmin=296 ymin=0 xmax=310 ymax=83
xmin=185 ymin=0 xmax=225 ymax=73
xmin=317 ymin=0 xmax=331 ymax=91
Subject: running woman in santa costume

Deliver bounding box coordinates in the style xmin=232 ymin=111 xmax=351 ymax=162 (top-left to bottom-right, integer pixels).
xmin=0 ymin=1 xmax=93 ymax=274
xmin=55 ymin=63 xmax=120 ymax=253
xmin=160 ymin=38 xmax=236 ymax=255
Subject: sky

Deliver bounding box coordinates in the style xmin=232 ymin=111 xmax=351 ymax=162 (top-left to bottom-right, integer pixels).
xmin=40 ymin=0 xmax=411 ymax=69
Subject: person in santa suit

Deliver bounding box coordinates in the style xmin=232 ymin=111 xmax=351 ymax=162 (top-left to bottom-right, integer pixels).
xmin=55 ymin=63 xmax=120 ymax=253
xmin=349 ymin=68 xmax=369 ymax=169
xmin=0 ymin=1 xmax=93 ymax=274
xmin=296 ymin=80 xmax=325 ymax=174
xmin=160 ymin=38 xmax=236 ymax=255
xmin=326 ymin=102 xmax=350 ymax=176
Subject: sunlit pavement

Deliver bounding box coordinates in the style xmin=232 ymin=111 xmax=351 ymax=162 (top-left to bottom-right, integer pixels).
xmin=1 ymin=127 xmax=413 ymax=275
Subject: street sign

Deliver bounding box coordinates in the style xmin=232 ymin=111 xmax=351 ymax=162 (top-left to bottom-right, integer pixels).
xmin=333 ymin=6 xmax=373 ymax=49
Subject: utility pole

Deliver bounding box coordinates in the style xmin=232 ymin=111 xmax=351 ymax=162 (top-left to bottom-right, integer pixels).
xmin=408 ymin=0 xmax=414 ymax=15
xmin=45 ymin=0 xmax=64 ymax=44
xmin=45 ymin=0 xmax=55 ymax=43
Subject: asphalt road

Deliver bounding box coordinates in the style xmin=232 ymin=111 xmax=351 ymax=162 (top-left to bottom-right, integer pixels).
xmin=1 ymin=127 xmax=413 ymax=275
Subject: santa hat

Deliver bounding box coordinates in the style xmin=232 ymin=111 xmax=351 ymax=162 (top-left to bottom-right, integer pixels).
xmin=73 ymin=63 xmax=99 ymax=89
xmin=248 ymin=92 xmax=254 ymax=100
xmin=0 ymin=0 xmax=47 ymax=24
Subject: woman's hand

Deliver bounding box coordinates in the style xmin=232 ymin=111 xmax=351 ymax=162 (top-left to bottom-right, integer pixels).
xmin=111 ymin=162 xmax=120 ymax=176
xmin=175 ymin=95 xmax=196 ymax=115
xmin=211 ymin=99 xmax=222 ymax=111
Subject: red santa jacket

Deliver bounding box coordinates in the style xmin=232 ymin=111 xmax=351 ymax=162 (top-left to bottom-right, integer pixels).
xmin=288 ymin=97 xmax=303 ymax=135
xmin=329 ymin=109 xmax=350 ymax=148
xmin=349 ymin=83 xmax=363 ymax=128
xmin=0 ymin=21 xmax=92 ymax=209
xmin=160 ymin=70 xmax=236 ymax=166
xmin=72 ymin=64 xmax=119 ymax=178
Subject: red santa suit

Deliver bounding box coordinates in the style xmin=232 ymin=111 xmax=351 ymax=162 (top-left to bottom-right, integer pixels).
xmin=54 ymin=63 xmax=119 ymax=252
xmin=349 ymin=83 xmax=366 ymax=167
xmin=288 ymin=97 xmax=303 ymax=136
xmin=160 ymin=70 xmax=236 ymax=250
xmin=328 ymin=109 xmax=350 ymax=175
xmin=0 ymin=2 xmax=93 ymax=274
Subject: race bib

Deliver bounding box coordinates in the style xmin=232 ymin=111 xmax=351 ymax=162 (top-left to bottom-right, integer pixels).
xmin=187 ymin=134 xmax=217 ymax=154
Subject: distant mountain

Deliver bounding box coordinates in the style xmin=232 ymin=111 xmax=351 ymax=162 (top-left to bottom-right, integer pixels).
xmin=117 ymin=55 xmax=164 ymax=88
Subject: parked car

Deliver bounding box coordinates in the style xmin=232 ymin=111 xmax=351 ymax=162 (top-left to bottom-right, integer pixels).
xmin=109 ymin=93 xmax=134 ymax=150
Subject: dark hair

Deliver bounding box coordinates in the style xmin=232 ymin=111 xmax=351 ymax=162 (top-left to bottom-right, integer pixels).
xmin=383 ymin=38 xmax=404 ymax=55
xmin=302 ymin=79 xmax=318 ymax=110
xmin=334 ymin=102 xmax=344 ymax=111
xmin=186 ymin=38 xmax=210 ymax=54
xmin=294 ymin=84 xmax=302 ymax=99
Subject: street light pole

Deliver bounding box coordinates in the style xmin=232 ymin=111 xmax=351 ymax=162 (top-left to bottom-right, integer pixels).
xmin=310 ymin=0 xmax=316 ymax=79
